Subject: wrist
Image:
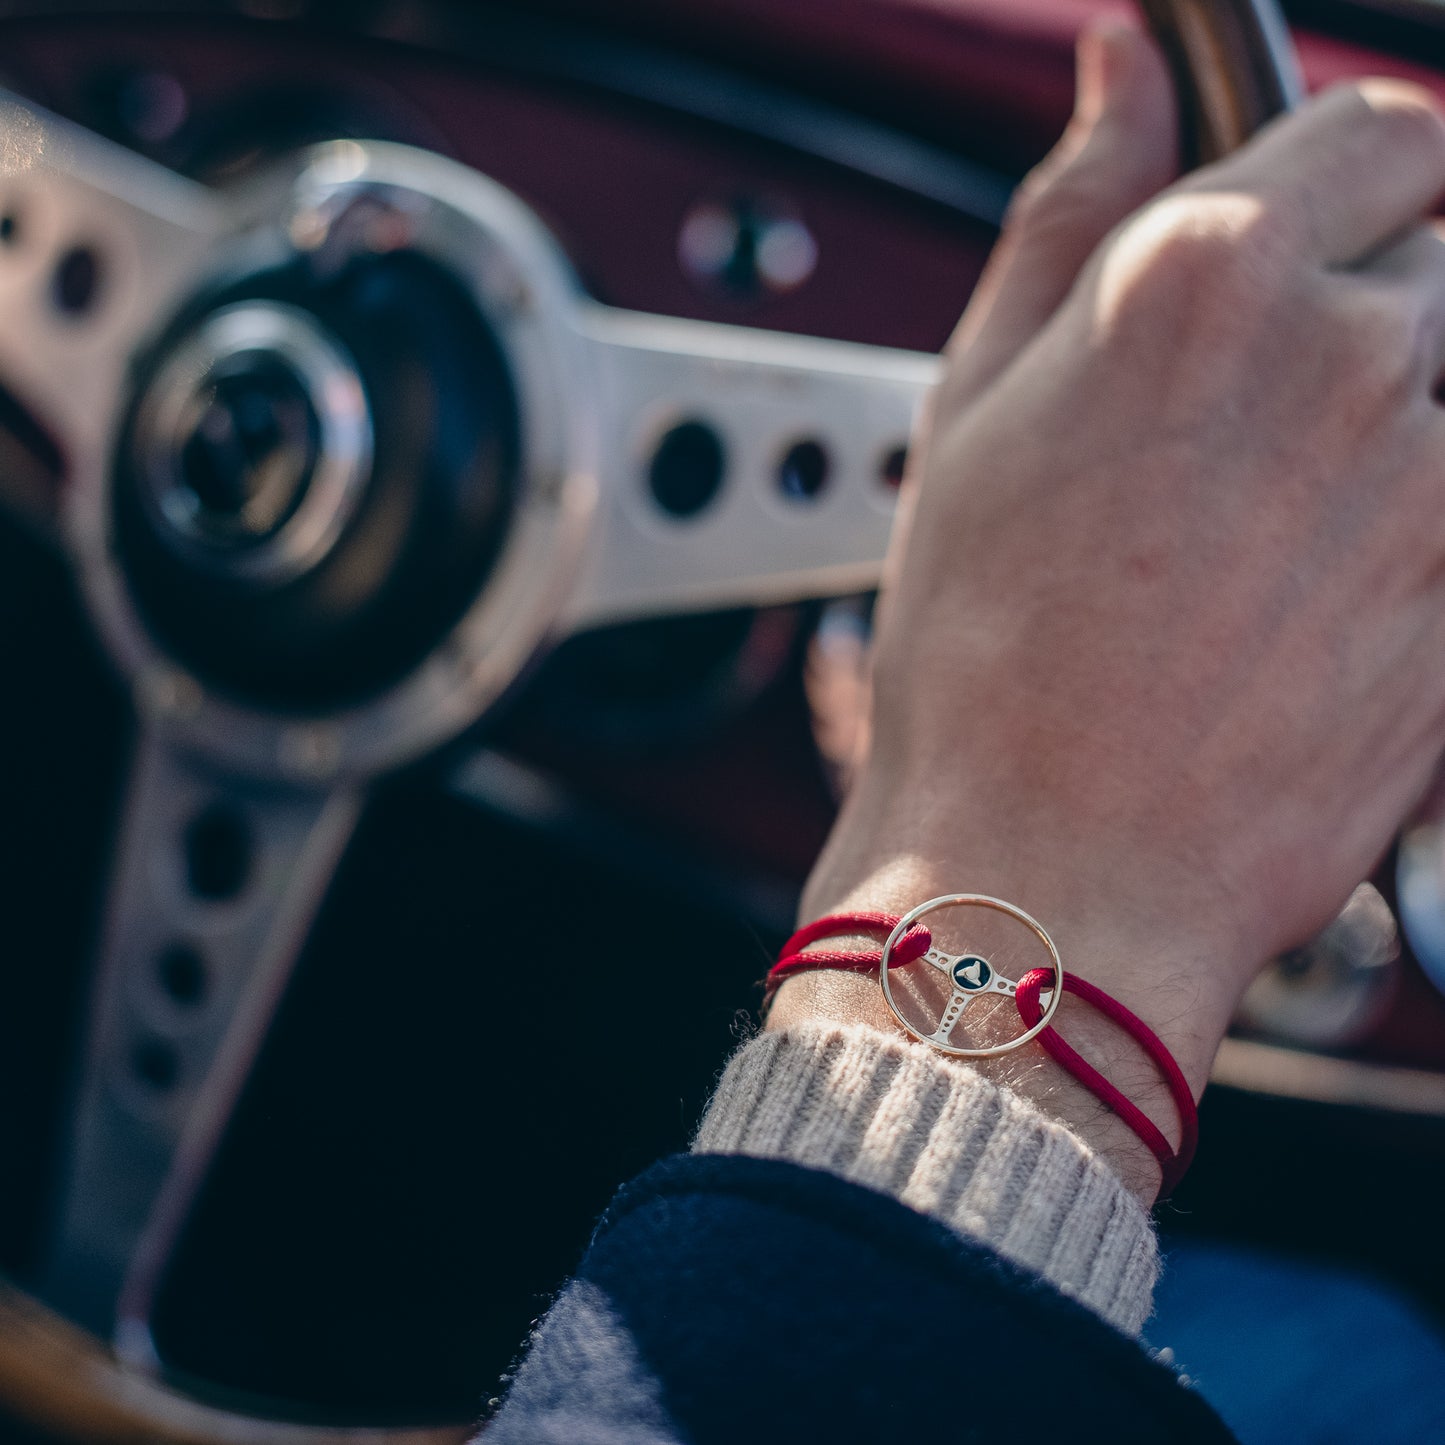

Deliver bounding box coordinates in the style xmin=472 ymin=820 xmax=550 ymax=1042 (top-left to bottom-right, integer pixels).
xmin=784 ymin=793 xmax=1245 ymax=1203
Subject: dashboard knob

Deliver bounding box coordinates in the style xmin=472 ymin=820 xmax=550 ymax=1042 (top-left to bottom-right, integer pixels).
xmin=1236 ymin=882 xmax=1399 ymax=1049
xmin=1397 ymin=822 xmax=1445 ymax=999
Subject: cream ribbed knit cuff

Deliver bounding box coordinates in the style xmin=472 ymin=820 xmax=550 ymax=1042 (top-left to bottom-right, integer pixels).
xmin=692 ymin=1021 xmax=1158 ymax=1337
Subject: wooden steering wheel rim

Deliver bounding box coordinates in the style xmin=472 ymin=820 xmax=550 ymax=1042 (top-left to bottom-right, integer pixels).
xmin=1137 ymin=0 xmax=1301 ymax=162
xmin=0 ymin=1282 xmax=470 ymax=1444
xmin=0 ymin=2 xmax=1297 ymax=1440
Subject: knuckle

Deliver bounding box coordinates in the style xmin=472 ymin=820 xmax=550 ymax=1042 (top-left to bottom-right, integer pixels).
xmin=1219 ymin=196 xmax=1304 ymax=276
xmin=1011 ymin=173 xmax=1094 ymax=254
xmin=1006 ymin=156 xmax=1091 ymax=243
xmin=1354 ymin=78 xmax=1445 ymax=160
xmin=1006 ymin=124 xmax=1129 ymax=255
xmin=1006 ymin=142 xmax=1064 ymax=218
xmin=1308 ymin=79 xmax=1445 ymax=186
xmin=1103 ymin=194 xmax=1295 ymax=320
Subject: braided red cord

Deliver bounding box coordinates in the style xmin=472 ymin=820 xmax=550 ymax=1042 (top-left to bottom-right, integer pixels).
xmin=1014 ymin=969 xmax=1199 ymax=1195
xmin=766 ymin=911 xmax=1199 ymax=1195
xmin=763 ymin=912 xmax=932 ymax=1002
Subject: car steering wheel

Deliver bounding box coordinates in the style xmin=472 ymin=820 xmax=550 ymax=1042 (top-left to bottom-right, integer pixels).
xmin=0 ymin=2 xmax=1302 ymax=1440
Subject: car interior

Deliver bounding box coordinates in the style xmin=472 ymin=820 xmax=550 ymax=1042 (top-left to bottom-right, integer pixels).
xmin=4 ymin=0 xmax=1445 ymax=1440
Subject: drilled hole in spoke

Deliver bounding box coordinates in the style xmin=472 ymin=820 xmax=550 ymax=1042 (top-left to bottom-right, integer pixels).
xmin=131 ymin=1037 xmax=180 ymax=1092
xmin=52 ymin=244 xmax=101 ymax=315
xmin=648 ymin=420 xmax=725 ymax=517
xmin=157 ymin=943 xmax=208 ymax=1007
xmin=880 ymin=444 xmax=907 ymax=490
xmin=184 ymin=803 xmax=252 ymax=901
xmin=777 ymin=439 xmax=829 ymax=500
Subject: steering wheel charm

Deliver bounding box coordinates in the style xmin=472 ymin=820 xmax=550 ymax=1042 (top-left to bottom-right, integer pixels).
xmin=880 ymin=894 xmax=1064 ymax=1058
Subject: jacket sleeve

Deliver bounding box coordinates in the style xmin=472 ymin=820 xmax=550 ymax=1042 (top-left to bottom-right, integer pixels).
xmin=483 ymin=1024 xmax=1237 ymax=1444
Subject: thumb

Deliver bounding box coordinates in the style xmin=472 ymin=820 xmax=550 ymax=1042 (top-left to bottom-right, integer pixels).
xmin=942 ymin=23 xmax=1180 ymax=411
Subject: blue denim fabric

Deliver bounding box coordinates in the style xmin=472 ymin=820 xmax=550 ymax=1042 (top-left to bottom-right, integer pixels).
xmin=1154 ymin=1240 xmax=1445 ymax=1444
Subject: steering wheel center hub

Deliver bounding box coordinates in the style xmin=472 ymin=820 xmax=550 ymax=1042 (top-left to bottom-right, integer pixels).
xmin=109 ymin=171 xmax=557 ymax=728
xmin=951 ymin=955 xmax=993 ymax=991
xmin=134 ymin=301 xmax=371 ymax=583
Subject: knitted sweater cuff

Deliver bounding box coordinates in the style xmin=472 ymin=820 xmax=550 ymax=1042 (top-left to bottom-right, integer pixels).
xmin=692 ymin=1021 xmax=1158 ymax=1337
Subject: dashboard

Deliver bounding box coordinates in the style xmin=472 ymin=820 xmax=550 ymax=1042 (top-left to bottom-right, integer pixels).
xmin=3 ymin=0 xmax=1445 ymax=1435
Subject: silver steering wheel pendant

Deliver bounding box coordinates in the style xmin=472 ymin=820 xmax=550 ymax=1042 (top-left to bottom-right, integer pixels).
xmin=879 ymin=894 xmax=1063 ymax=1058
xmin=918 ymin=946 xmax=1020 ymax=1046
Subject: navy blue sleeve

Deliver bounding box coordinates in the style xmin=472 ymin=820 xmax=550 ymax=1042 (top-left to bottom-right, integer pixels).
xmin=485 ymin=1154 xmax=1236 ymax=1444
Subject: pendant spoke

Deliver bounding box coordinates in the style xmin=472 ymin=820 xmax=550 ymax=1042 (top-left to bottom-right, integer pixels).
xmin=925 ymin=988 xmax=977 ymax=1046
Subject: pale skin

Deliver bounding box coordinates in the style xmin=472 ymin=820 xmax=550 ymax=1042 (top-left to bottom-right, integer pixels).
xmin=771 ymin=22 xmax=1445 ymax=1202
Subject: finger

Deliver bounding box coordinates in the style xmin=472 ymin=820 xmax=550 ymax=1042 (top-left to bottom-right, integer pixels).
xmin=944 ymin=22 xmax=1179 ymax=409
xmin=1358 ymin=220 xmax=1445 ymax=383
xmin=1190 ymin=79 xmax=1445 ymax=267
xmin=1362 ymin=216 xmax=1445 ymax=288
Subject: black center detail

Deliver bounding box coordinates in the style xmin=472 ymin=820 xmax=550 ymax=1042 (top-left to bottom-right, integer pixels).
xmin=113 ymin=246 xmax=519 ymax=711
xmin=176 ymin=358 xmax=321 ymax=548
xmin=951 ymin=955 xmax=993 ymax=992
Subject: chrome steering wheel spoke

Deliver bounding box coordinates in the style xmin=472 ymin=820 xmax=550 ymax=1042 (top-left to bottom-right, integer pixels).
xmin=918 ymin=948 xmax=1019 ymax=1045
xmin=39 ymin=732 xmax=363 ymax=1351
xmin=922 ymin=946 xmax=956 ymax=975
xmin=0 ymin=98 xmax=374 ymax=1351
xmin=560 ymin=303 xmax=939 ymax=630
xmin=926 ymin=987 xmax=978 ymax=1045
xmin=0 ymin=91 xmax=228 ymax=535
xmin=0 ymin=81 xmax=946 ymax=1366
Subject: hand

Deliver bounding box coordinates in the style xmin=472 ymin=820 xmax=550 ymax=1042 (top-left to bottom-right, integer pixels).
xmin=773 ymin=24 xmax=1445 ymax=1200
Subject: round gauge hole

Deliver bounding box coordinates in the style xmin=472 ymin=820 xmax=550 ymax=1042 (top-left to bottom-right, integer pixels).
xmin=648 ymin=420 xmax=725 ymax=518
xmin=778 ymin=439 xmax=829 ymax=501
xmin=52 ymin=245 xmax=101 ymax=315
xmin=881 ymin=445 xmax=908 ymax=490
xmin=132 ymin=1036 xmax=180 ymax=1092
xmin=158 ymin=943 xmax=208 ymax=1007
xmin=184 ymin=803 xmax=252 ymax=901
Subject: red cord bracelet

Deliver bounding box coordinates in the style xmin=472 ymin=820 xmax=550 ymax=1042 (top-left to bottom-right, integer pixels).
xmin=764 ymin=911 xmax=933 ymax=1000
xmin=1015 ymin=968 xmax=1198 ymax=1195
xmin=766 ymin=908 xmax=1199 ymax=1195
